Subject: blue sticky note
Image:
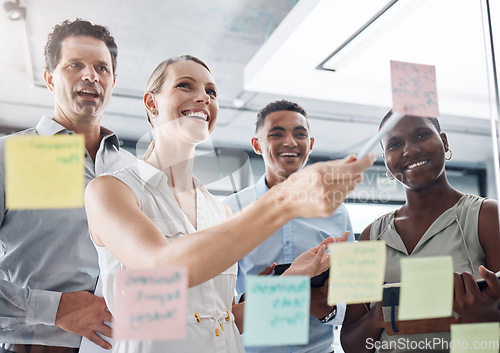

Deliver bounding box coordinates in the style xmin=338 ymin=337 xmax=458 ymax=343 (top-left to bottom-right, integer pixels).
xmin=243 ymin=276 xmax=310 ymax=347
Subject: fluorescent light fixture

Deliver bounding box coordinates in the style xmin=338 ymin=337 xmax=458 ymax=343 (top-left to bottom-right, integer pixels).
xmin=244 ymin=0 xmax=496 ymax=119
xmin=318 ymin=0 xmax=426 ymax=71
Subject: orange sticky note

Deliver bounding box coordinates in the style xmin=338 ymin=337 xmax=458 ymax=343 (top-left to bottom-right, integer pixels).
xmin=391 ymin=60 xmax=439 ymax=117
xmin=114 ymin=268 xmax=188 ymax=341
xmin=5 ymin=135 xmax=84 ymax=209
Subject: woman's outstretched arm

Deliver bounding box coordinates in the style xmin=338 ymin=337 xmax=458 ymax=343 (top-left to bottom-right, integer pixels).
xmin=85 ymin=154 xmax=375 ymax=288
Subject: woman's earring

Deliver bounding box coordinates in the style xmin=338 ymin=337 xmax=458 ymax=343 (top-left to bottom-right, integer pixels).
xmin=386 ymin=170 xmax=395 ymax=180
xmin=445 ymin=148 xmax=453 ymax=161
xmin=151 ymin=110 xmax=158 ymax=119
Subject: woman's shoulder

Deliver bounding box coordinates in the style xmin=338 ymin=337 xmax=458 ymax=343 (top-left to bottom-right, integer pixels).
xmin=461 ymin=193 xmax=485 ymax=204
xmin=89 ymin=169 xmax=136 ymax=191
xmin=373 ymin=209 xmax=397 ymax=226
xmin=101 ymin=159 xmax=165 ymax=192
xmin=89 ymin=161 xmax=150 ymax=198
xmin=86 ymin=172 xmax=139 ymax=210
xmin=455 ymin=193 xmax=487 ymax=215
xmin=102 ymin=160 xmax=141 ymax=178
xmin=368 ymin=210 xmax=398 ymax=239
xmin=358 ymin=210 xmax=397 ymax=241
xmin=477 ymin=196 xmax=498 ymax=226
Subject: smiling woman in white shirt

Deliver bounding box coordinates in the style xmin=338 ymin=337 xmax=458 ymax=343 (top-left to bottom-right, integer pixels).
xmin=83 ymin=55 xmax=376 ymax=353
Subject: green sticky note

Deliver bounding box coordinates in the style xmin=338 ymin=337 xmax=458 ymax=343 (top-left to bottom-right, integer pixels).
xmin=5 ymin=135 xmax=85 ymax=209
xmin=243 ymin=276 xmax=310 ymax=347
xmin=328 ymin=241 xmax=386 ymax=305
xmin=450 ymin=322 xmax=500 ymax=353
xmin=399 ymin=256 xmax=453 ymax=320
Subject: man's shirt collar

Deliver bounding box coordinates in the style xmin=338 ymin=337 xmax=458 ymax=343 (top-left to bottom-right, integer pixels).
xmin=36 ymin=116 xmax=121 ymax=150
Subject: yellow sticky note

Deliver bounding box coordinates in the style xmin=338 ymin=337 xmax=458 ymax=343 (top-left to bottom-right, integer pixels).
xmin=399 ymin=256 xmax=453 ymax=320
xmin=5 ymin=135 xmax=85 ymax=209
xmin=328 ymin=241 xmax=386 ymax=305
xmin=450 ymin=322 xmax=500 ymax=353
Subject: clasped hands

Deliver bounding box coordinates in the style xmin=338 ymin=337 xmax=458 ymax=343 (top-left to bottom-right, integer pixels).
xmin=258 ymin=232 xmax=350 ymax=320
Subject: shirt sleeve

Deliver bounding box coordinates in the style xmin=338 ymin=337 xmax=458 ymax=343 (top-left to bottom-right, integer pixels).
xmin=0 ymin=280 xmax=61 ymax=327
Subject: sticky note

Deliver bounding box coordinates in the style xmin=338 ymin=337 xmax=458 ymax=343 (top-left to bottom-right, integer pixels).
xmin=391 ymin=60 xmax=439 ymax=117
xmin=5 ymin=135 xmax=85 ymax=209
xmin=114 ymin=268 xmax=188 ymax=341
xmin=244 ymin=276 xmax=310 ymax=346
xmin=450 ymin=322 xmax=500 ymax=353
xmin=328 ymin=241 xmax=386 ymax=305
xmin=399 ymin=256 xmax=453 ymax=320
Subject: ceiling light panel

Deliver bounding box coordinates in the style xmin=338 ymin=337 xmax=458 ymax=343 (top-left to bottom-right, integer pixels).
xmin=244 ymin=0 xmax=496 ymax=119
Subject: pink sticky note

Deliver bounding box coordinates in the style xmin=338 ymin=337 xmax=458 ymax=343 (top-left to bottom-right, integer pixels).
xmin=391 ymin=60 xmax=439 ymax=117
xmin=114 ymin=268 xmax=188 ymax=341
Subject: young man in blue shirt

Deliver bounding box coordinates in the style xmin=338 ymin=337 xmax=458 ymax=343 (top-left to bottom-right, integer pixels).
xmin=225 ymin=100 xmax=354 ymax=353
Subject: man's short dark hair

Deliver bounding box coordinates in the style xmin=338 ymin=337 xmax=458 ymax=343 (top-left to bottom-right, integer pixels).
xmin=256 ymin=100 xmax=308 ymax=132
xmin=44 ymin=19 xmax=118 ymax=76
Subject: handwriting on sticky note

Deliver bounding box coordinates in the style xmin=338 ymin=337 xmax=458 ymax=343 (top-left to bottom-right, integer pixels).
xmin=5 ymin=135 xmax=85 ymax=209
xmin=328 ymin=241 xmax=386 ymax=305
xmin=244 ymin=276 xmax=310 ymax=347
xmin=450 ymin=322 xmax=500 ymax=353
xmin=399 ymin=256 xmax=453 ymax=321
xmin=114 ymin=268 xmax=188 ymax=341
xmin=391 ymin=60 xmax=439 ymax=117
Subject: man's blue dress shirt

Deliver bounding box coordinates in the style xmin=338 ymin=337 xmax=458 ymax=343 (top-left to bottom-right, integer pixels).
xmin=225 ymin=175 xmax=354 ymax=353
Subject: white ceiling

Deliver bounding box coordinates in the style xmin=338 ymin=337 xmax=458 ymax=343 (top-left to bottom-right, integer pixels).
xmin=0 ymin=0 xmax=498 ymax=172
xmin=245 ymin=0 xmax=497 ymax=119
